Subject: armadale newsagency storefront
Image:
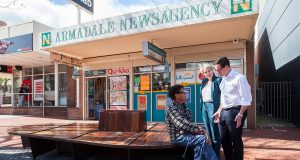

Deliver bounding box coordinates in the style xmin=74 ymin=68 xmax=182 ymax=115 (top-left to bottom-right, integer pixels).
xmin=39 ymin=0 xmax=258 ymax=128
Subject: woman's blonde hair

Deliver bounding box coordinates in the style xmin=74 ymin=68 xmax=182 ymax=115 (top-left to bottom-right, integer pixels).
xmin=200 ymin=63 xmax=213 ymax=74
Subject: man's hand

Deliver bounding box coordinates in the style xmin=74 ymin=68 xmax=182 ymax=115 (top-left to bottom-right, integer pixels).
xmin=212 ymin=111 xmax=220 ymax=123
xmin=234 ymin=113 xmax=243 ymax=128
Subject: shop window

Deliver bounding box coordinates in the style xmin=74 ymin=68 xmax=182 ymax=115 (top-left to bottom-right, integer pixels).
xmin=58 ymin=73 xmax=67 ymax=106
xmin=44 ymin=65 xmax=54 ymax=74
xmin=23 ymin=68 xmax=32 ymax=76
xmin=58 ymin=64 xmax=67 ymax=72
xmin=152 ymin=72 xmax=170 ymax=91
xmin=44 ymin=74 xmax=55 ymax=106
xmin=133 ymin=66 xmax=151 ymax=73
xmin=33 ymin=67 xmax=43 ymax=75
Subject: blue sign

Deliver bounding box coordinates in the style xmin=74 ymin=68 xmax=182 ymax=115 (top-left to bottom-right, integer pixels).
xmin=184 ymin=87 xmax=191 ymax=103
xmin=0 ymin=33 xmax=33 ymax=54
xmin=69 ymin=0 xmax=94 ymax=14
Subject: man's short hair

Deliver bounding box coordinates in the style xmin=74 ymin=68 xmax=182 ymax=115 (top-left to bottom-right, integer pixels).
xmin=215 ymin=56 xmax=230 ymax=68
xmin=168 ymin=84 xmax=184 ymax=100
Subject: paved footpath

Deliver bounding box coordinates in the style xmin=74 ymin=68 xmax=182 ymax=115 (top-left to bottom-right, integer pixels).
xmin=1 ymin=115 xmax=300 ymax=160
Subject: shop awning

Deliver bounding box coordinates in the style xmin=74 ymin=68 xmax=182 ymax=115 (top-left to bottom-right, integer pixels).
xmin=40 ymin=0 xmax=258 ymax=61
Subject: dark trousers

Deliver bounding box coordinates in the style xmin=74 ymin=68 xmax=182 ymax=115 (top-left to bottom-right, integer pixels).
xmin=218 ymin=106 xmax=247 ymax=160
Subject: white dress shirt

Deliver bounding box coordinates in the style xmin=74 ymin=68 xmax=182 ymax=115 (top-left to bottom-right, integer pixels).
xmin=220 ymin=69 xmax=252 ymax=109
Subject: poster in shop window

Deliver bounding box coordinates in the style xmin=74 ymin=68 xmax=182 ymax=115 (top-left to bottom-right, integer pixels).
xmin=34 ymin=79 xmax=43 ymax=101
xmin=109 ymin=91 xmax=127 ymax=106
xmin=156 ymin=94 xmax=167 ymax=110
xmin=140 ymin=75 xmax=150 ymax=91
xmin=138 ymin=95 xmax=147 ymax=110
xmin=184 ymin=87 xmax=191 ymax=103
xmin=109 ymin=76 xmax=127 ymax=91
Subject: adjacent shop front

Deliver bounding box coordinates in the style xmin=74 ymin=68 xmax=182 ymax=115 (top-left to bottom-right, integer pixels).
xmin=40 ymin=0 xmax=258 ymax=127
xmin=0 ymin=21 xmax=76 ymax=119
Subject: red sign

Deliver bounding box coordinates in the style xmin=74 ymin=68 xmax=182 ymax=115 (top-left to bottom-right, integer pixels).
xmin=107 ymin=67 xmax=130 ymax=76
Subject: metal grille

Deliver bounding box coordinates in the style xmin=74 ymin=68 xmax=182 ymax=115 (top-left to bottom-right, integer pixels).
xmin=257 ymin=82 xmax=292 ymax=121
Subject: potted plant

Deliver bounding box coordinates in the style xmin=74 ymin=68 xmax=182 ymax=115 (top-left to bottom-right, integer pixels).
xmin=0 ymin=77 xmax=9 ymax=107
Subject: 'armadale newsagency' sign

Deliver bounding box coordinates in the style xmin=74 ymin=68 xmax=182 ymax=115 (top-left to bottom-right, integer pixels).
xmin=40 ymin=0 xmax=257 ymax=48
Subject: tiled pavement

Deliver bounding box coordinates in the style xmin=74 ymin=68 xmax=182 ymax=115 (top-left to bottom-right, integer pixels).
xmin=0 ymin=115 xmax=300 ymax=160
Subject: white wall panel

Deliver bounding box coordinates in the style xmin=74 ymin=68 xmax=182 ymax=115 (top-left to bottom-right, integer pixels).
xmin=269 ymin=0 xmax=300 ymax=52
xmin=273 ymin=23 xmax=300 ymax=69
xmin=256 ymin=0 xmax=276 ymax=41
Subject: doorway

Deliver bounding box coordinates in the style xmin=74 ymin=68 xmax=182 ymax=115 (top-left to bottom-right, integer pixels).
xmin=87 ymin=77 xmax=106 ymax=120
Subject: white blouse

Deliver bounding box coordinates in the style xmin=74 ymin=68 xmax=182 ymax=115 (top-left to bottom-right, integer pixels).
xmin=202 ymin=83 xmax=213 ymax=102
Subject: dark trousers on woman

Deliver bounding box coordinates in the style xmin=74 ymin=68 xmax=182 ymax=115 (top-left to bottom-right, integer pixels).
xmin=202 ymin=102 xmax=221 ymax=159
xmin=218 ymin=106 xmax=247 ymax=160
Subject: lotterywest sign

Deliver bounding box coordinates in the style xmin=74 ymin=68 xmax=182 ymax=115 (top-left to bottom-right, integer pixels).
xmin=69 ymin=0 xmax=94 ymax=14
xmin=40 ymin=0 xmax=257 ymax=48
xmin=142 ymin=41 xmax=166 ymax=64
xmin=0 ymin=65 xmax=13 ymax=73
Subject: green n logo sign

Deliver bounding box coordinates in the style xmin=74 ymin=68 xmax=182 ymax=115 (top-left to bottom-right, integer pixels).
xmin=231 ymin=0 xmax=252 ymax=14
xmin=42 ymin=32 xmax=51 ymax=47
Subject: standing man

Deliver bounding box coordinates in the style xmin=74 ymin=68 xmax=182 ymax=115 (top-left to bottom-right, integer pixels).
xmin=213 ymin=57 xmax=252 ymax=160
xmin=166 ymin=84 xmax=217 ymax=160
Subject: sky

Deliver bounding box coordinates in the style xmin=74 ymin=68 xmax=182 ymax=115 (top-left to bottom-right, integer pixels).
xmin=0 ymin=0 xmax=183 ymax=29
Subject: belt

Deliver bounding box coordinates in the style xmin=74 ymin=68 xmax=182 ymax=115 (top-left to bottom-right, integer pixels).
xmin=223 ymin=105 xmax=241 ymax=111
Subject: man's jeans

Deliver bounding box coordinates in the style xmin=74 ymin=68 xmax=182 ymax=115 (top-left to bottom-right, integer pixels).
xmin=172 ymin=134 xmax=218 ymax=160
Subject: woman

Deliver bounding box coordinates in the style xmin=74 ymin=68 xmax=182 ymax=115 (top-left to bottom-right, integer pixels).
xmin=200 ymin=63 xmax=222 ymax=159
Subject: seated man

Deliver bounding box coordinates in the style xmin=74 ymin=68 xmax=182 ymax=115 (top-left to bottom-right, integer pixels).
xmin=166 ymin=84 xmax=217 ymax=160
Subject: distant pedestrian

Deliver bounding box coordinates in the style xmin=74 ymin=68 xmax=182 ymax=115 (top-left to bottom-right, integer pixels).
xmin=213 ymin=57 xmax=252 ymax=160
xmin=18 ymin=85 xmax=26 ymax=107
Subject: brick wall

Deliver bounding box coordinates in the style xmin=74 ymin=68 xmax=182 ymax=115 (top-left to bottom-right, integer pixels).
xmin=66 ymin=66 xmax=76 ymax=108
xmin=66 ymin=67 xmax=83 ymax=120
xmin=0 ymin=107 xmax=43 ymax=117
xmin=246 ymin=40 xmax=256 ymax=129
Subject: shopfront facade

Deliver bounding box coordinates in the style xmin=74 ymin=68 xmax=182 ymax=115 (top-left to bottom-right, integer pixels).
xmin=40 ymin=0 xmax=258 ymax=127
xmin=0 ymin=21 xmax=78 ymax=119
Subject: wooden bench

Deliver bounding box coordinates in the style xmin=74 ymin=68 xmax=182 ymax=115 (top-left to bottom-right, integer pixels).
xmin=9 ymin=122 xmax=192 ymax=160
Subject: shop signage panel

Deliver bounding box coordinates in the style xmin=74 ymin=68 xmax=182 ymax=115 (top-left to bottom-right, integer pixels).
xmin=107 ymin=67 xmax=130 ymax=76
xmin=156 ymin=94 xmax=167 ymax=110
xmin=40 ymin=0 xmax=258 ymax=48
xmin=85 ymin=69 xmax=106 ymax=77
xmin=50 ymin=52 xmax=82 ymax=66
xmin=138 ymin=95 xmax=147 ymax=110
xmin=175 ymin=70 xmax=196 ymax=84
xmin=0 ymin=33 xmax=33 ymax=54
xmin=184 ymin=87 xmax=191 ymax=103
xmin=68 ymin=0 xmax=94 ymax=14
xmin=34 ymin=79 xmax=43 ymax=101
xmin=0 ymin=65 xmax=13 ymax=73
xmin=142 ymin=41 xmax=166 ymax=64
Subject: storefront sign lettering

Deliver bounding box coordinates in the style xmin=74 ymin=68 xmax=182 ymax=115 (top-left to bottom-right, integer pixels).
xmin=107 ymin=67 xmax=130 ymax=75
xmin=40 ymin=0 xmax=257 ymax=48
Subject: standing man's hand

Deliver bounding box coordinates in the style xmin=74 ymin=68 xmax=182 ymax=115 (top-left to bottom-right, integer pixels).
xmin=212 ymin=111 xmax=220 ymax=123
xmin=234 ymin=113 xmax=243 ymax=128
